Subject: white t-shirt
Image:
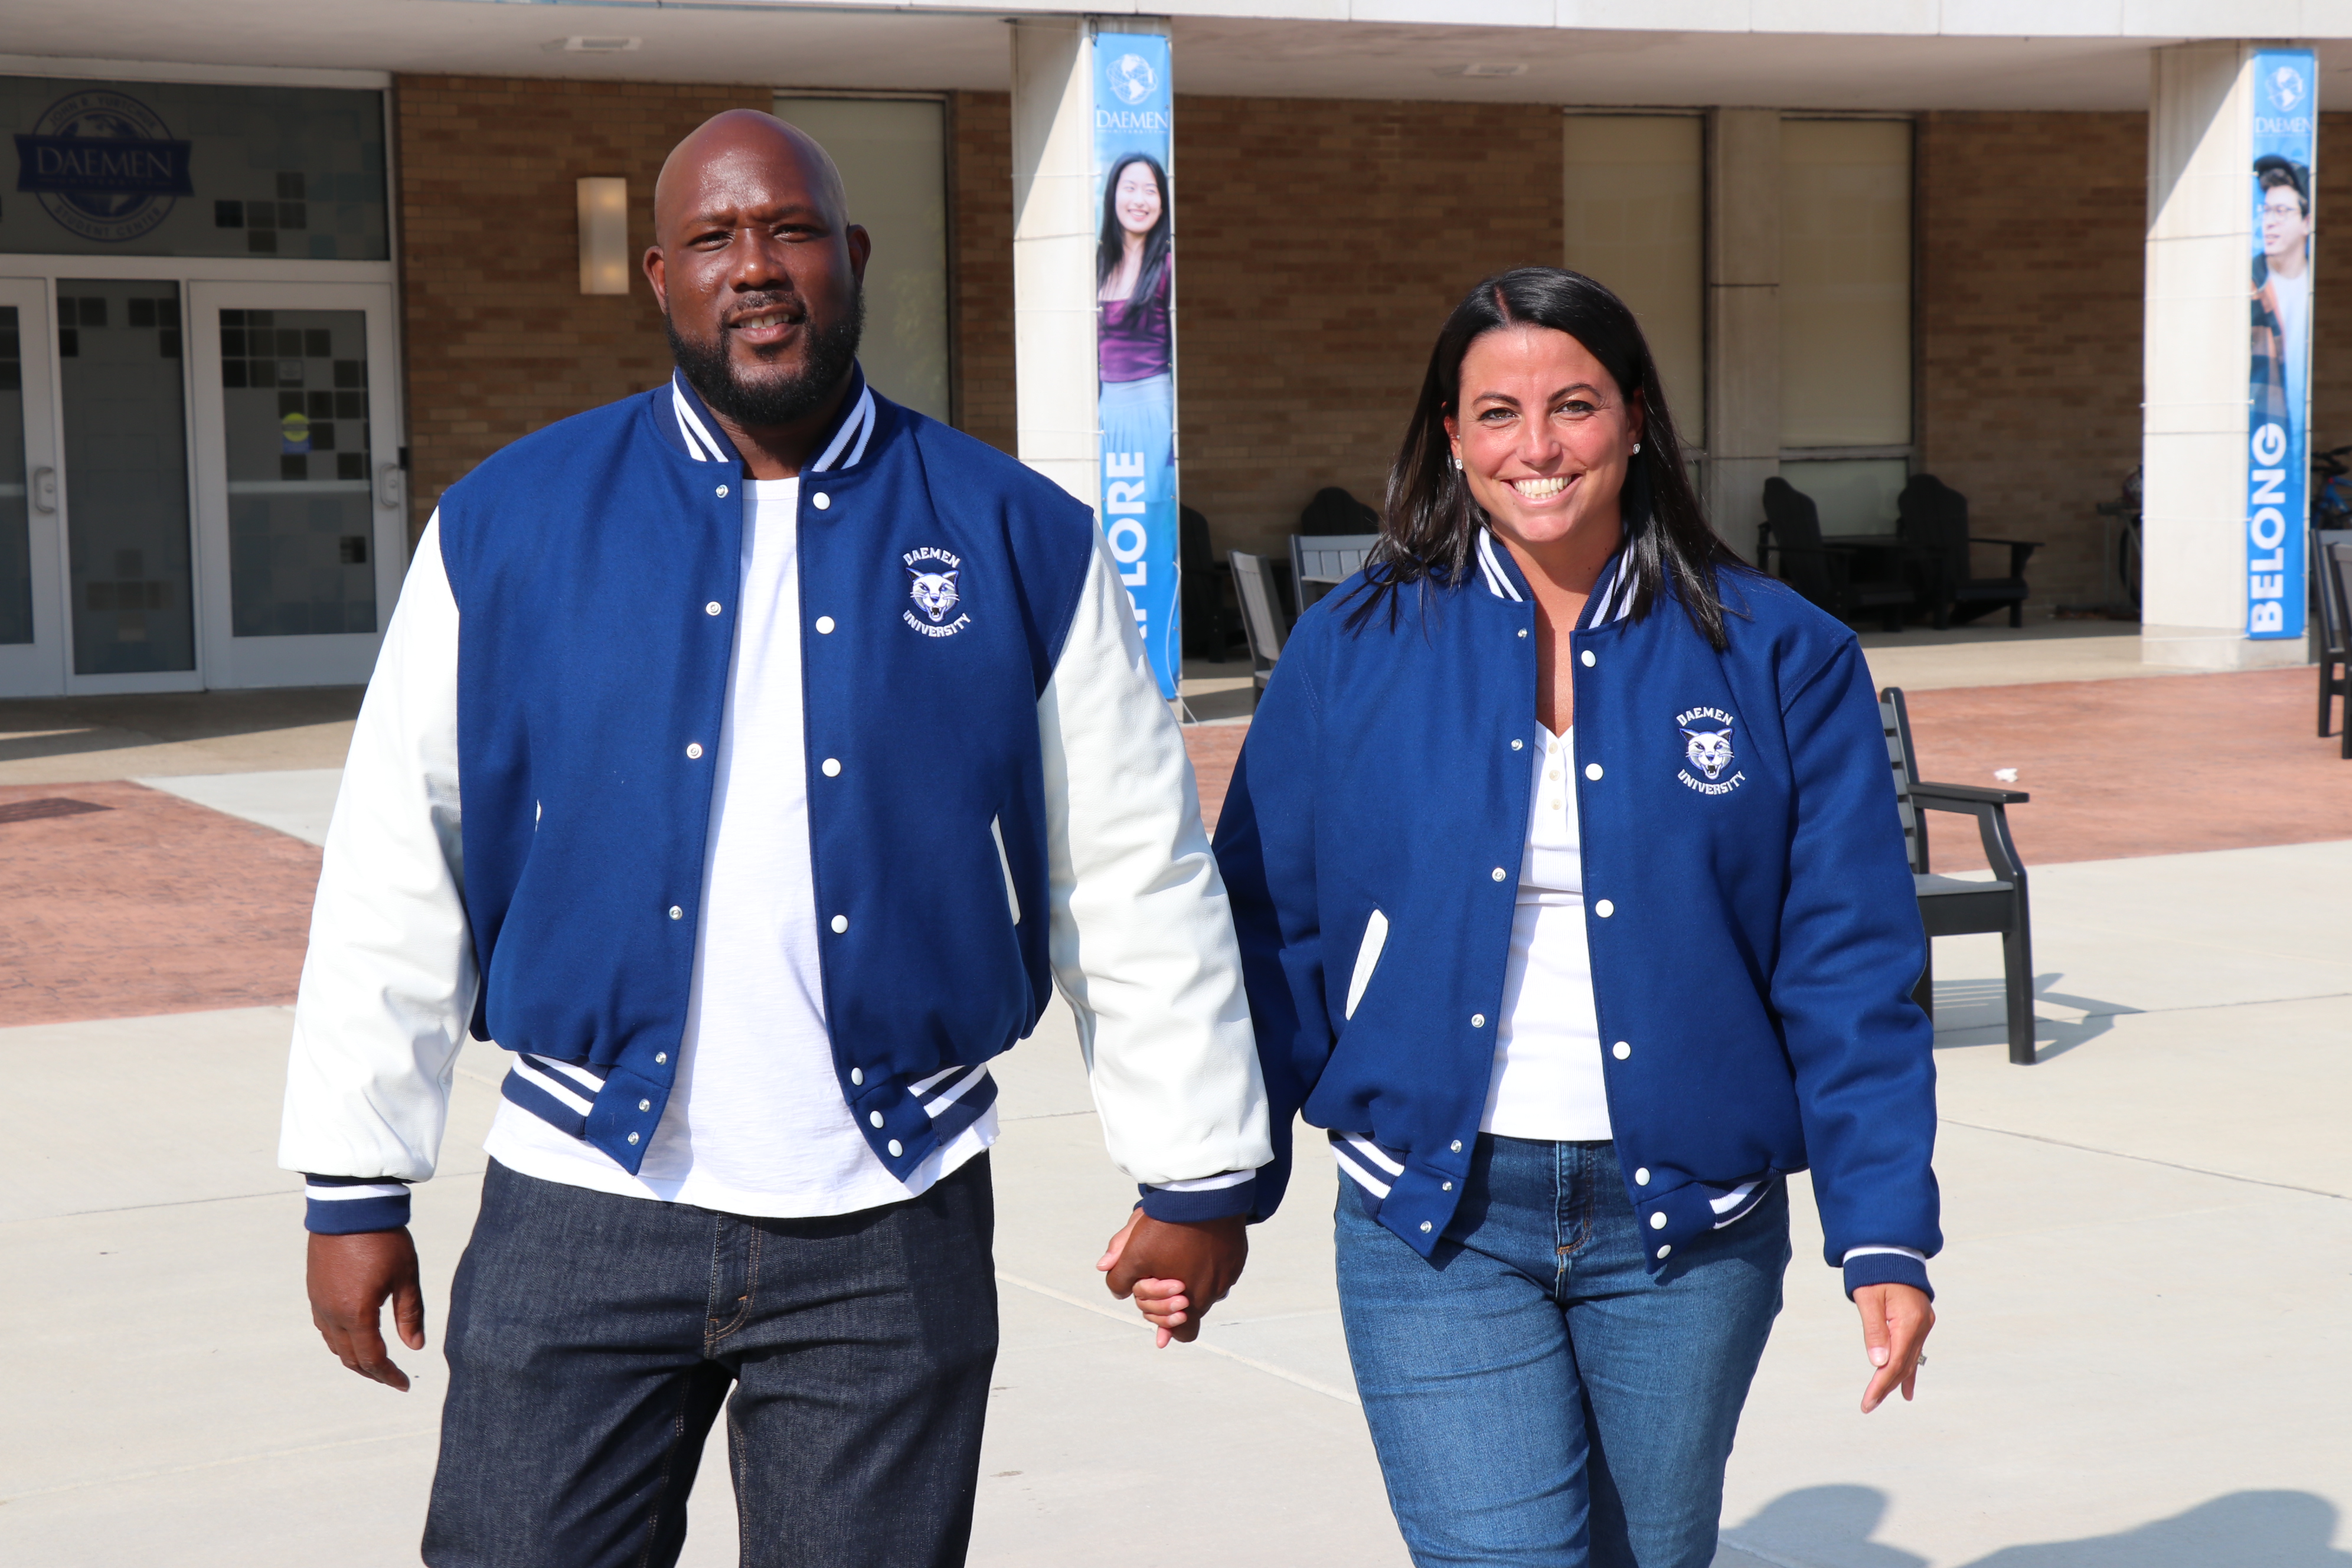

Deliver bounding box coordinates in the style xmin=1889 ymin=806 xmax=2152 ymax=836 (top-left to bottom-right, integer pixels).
xmin=485 ymin=477 xmax=994 ymax=1214
xmin=2272 ymin=266 xmax=2311 ymax=419
xmin=1480 ymin=723 xmax=1612 ymax=1141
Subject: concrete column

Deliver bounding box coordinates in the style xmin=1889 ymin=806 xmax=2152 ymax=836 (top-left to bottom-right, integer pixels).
xmin=1704 ymin=109 xmax=1781 ymax=561
xmin=2142 ymin=43 xmax=2305 ymax=669
xmin=1009 ymin=18 xmax=1099 ymax=507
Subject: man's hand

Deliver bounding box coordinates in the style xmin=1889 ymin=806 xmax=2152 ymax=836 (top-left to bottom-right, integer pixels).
xmin=308 ymin=1229 xmax=426 ymax=1391
xmin=1855 ymin=1282 xmax=1933 ymax=1413
xmin=1097 ymin=1209 xmax=1248 ymax=1347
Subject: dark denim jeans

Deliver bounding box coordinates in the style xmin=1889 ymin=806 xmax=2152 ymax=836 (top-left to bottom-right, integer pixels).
xmin=1335 ymin=1136 xmax=1788 ymax=1568
xmin=422 ymin=1157 xmax=999 ymax=1568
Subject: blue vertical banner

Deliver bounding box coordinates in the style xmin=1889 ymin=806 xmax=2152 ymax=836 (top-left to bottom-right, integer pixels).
xmin=1092 ymin=30 xmax=1181 ymax=697
xmin=2248 ymin=48 xmax=2317 ymax=640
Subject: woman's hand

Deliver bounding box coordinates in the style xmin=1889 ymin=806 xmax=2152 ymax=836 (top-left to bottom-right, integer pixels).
xmin=1854 ymin=1283 xmax=1933 ymax=1412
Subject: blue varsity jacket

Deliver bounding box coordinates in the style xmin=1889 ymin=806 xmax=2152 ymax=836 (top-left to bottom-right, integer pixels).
xmin=1214 ymin=533 xmax=1941 ymax=1298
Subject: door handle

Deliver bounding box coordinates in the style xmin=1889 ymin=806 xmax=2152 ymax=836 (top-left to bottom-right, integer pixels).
xmin=375 ymin=463 xmax=404 ymax=510
xmin=32 ymin=466 xmax=57 ymax=514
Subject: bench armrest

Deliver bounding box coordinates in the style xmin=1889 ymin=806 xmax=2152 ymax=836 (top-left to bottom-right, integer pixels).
xmin=1911 ymin=780 xmax=2029 ymax=806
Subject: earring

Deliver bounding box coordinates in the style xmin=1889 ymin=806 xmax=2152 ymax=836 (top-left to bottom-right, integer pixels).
xmin=1452 ymin=455 xmax=1464 ymax=471
xmin=1632 ymin=442 xmax=1642 ymax=455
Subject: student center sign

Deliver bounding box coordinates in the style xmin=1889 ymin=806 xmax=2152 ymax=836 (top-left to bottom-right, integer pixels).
xmin=0 ymin=15 xmax=2338 ymax=697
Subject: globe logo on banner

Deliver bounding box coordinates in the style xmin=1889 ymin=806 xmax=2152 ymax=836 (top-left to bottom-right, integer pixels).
xmin=2266 ymin=63 xmax=2308 ymax=114
xmin=12 ymin=89 xmax=192 ymax=243
xmin=1109 ymin=54 xmax=1157 ymax=106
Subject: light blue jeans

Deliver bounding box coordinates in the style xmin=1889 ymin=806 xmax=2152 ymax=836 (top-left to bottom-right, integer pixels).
xmin=1335 ymin=1136 xmax=1790 ymax=1568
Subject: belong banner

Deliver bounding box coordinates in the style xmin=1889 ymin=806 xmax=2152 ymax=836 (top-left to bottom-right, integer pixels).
xmin=2248 ymin=48 xmax=2317 ymax=641
xmin=1092 ymin=30 xmax=1181 ymax=697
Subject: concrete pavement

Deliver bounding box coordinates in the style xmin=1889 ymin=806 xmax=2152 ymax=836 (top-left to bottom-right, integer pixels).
xmin=4 ymin=839 xmax=2346 ymax=1565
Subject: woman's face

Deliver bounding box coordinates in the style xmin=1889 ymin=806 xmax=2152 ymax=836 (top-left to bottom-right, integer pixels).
xmin=1115 ymin=163 xmax=1162 ymax=238
xmin=1444 ymin=324 xmax=1642 ymax=557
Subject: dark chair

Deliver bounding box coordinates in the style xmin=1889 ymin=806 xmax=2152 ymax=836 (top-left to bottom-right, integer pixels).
xmin=1228 ymin=550 xmax=1288 ymax=707
xmin=1289 ymin=533 xmax=1380 ymax=612
xmin=1757 ymin=477 xmax=1916 ymax=631
xmin=1881 ymin=686 xmax=2037 ymax=1065
xmin=2314 ymin=529 xmax=2351 ymax=752
xmin=2323 ymin=540 xmax=2352 ymax=760
xmin=1298 ymin=485 xmax=1380 ymax=537
xmin=1179 ymin=505 xmax=1246 ymax=662
xmin=1897 ymin=474 xmax=2041 ymax=629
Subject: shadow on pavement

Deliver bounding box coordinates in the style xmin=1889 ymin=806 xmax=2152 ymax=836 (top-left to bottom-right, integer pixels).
xmin=1927 ymin=972 xmax=2144 ymax=1061
xmin=1720 ymin=1487 xmax=2349 ymax=1568
xmin=0 ymin=688 xmax=364 ymax=761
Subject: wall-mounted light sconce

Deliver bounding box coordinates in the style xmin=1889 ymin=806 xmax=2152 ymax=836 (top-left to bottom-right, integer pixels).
xmin=577 ymin=177 xmax=629 ymax=295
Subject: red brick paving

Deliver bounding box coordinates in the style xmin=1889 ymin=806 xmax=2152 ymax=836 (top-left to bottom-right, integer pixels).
xmin=0 ymin=780 xmax=319 ymax=1027
xmin=5 ymin=670 xmax=2343 ymax=1030
xmin=1182 ymin=667 xmax=2352 ymax=873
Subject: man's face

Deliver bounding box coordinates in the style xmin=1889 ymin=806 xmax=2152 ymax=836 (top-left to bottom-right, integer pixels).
xmin=2262 ymin=184 xmax=2311 ymax=264
xmin=646 ymin=118 xmax=870 ymax=428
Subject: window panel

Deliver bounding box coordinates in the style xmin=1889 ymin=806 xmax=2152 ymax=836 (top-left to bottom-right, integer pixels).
xmin=1563 ymin=115 xmax=1704 ymax=447
xmin=1780 ymin=119 xmax=1911 ymax=449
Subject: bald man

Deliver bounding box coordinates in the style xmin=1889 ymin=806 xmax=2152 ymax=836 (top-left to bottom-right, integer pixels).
xmin=280 ymin=112 xmax=1270 ymax=1567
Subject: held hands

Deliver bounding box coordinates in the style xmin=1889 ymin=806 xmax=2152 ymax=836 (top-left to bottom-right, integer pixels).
xmin=307 ymin=1229 xmax=426 ymax=1391
xmin=1854 ymin=1282 xmax=1934 ymax=1413
xmin=1097 ymin=1208 xmax=1249 ymax=1347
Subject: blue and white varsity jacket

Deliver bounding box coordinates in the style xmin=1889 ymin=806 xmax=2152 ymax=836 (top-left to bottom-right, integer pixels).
xmin=1214 ymin=534 xmax=1940 ymax=1298
xmin=281 ymin=370 xmax=1271 ymax=1230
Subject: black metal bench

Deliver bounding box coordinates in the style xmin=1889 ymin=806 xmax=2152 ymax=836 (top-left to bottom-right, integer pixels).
xmin=1880 ymin=686 xmax=2038 ymax=1064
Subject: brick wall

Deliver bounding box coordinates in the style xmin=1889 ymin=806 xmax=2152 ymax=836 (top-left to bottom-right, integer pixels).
xmin=949 ymin=93 xmax=1562 ymax=557
xmin=395 ymin=75 xmax=770 ymax=543
xmin=949 ymin=92 xmax=1017 ymax=455
xmin=1915 ymin=111 xmax=2146 ymax=610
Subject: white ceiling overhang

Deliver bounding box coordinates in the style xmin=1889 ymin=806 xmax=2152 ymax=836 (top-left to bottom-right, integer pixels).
xmin=5 ymin=0 xmax=2352 ymax=110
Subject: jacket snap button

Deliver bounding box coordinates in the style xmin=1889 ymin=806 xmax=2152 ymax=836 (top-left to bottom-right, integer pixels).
xmin=656 ymin=1053 xmax=668 ymax=1065
xmin=831 ymin=914 xmax=848 ymax=933
xmin=705 ymin=601 xmax=721 ymax=616
xmin=821 ymin=758 xmax=841 ymax=777
xmin=668 ymin=905 xmax=683 ymax=920
xmin=1450 ymin=1140 xmax=1462 ymax=1153
xmin=850 ymin=1067 xmax=864 ymax=1085
xmin=1491 ymin=867 xmax=1506 ymax=882
xmin=1580 ymin=650 xmax=1596 ymax=667
xmin=1656 ymin=1244 xmax=1671 ymax=1259
xmin=1517 ymin=628 xmax=1528 ymax=639
xmin=1420 ymin=1221 xmax=1433 ymax=1233
xmin=1635 ymin=1167 xmax=1651 ymax=1184
xmin=1443 ymin=1181 xmax=1453 ymax=1191
xmin=1650 ymin=1211 xmax=1668 ymax=1230
xmin=1511 ymin=738 xmax=1524 ymax=751
xmin=685 ymin=743 xmax=703 ymax=759
xmin=1585 ymin=763 xmax=1603 ymax=780
xmin=870 ymin=1111 xmax=884 ymax=1129
xmin=815 ymin=616 xmax=835 ymax=633
xmin=716 ymin=485 xmax=729 ymax=498
xmin=1594 ymin=899 xmax=1615 ymax=919
xmin=1471 ymin=1014 xmax=1485 ymax=1028
xmin=1612 ymin=1041 xmax=1631 ymax=1060
xmin=813 ymin=493 xmax=831 ymax=511
xmin=887 ymin=1139 xmax=903 ymax=1157
xmin=638 ymin=1098 xmax=651 ymax=1112
xmin=628 ymin=1131 xmax=641 ymax=1145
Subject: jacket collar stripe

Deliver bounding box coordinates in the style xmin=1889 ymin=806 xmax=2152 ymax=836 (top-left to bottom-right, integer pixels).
xmin=669 ymin=373 xmax=729 ymax=463
xmin=1477 ymin=526 xmax=1634 ymax=628
xmin=809 ymin=384 xmax=875 ymax=474
xmin=1476 ymin=529 xmax=1524 ymax=602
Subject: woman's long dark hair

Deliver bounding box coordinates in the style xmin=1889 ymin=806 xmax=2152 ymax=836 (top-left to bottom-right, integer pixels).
xmin=1352 ymin=267 xmax=1749 ymax=648
xmin=1096 ymin=153 xmax=1171 ymax=301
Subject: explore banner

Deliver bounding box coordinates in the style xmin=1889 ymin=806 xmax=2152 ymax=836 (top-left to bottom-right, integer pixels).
xmin=1092 ymin=28 xmax=1181 ymax=697
xmin=2247 ymin=47 xmax=2317 ymax=641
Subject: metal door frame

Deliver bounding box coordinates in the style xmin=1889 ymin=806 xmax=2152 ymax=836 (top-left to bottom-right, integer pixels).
xmin=0 ymin=275 xmax=66 ymax=697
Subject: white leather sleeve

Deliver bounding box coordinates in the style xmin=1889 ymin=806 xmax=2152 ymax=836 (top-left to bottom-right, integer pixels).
xmin=1038 ymin=530 xmax=1274 ymax=1185
xmin=277 ymin=514 xmax=478 ymax=1182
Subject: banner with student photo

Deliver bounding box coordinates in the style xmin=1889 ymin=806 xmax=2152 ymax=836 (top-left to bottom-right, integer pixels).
xmin=2248 ymin=48 xmax=2317 ymax=641
xmin=1092 ymin=30 xmax=1180 ymax=697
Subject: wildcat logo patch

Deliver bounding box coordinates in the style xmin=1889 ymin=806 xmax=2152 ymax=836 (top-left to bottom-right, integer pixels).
xmin=903 ymin=547 xmax=970 ymax=638
xmin=1676 ymin=707 xmax=1745 ymax=795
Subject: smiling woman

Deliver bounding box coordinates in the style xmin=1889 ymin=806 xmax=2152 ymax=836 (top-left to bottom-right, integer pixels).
xmin=1211 ymin=266 xmax=1945 ymax=1567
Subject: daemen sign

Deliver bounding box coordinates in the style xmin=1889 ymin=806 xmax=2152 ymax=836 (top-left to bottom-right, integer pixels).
xmin=2246 ymin=48 xmax=2317 ymax=641
xmin=1091 ymin=30 xmax=1181 ymax=698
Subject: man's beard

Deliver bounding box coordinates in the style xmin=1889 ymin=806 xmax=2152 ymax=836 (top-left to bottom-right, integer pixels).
xmin=667 ymin=287 xmax=864 ymax=429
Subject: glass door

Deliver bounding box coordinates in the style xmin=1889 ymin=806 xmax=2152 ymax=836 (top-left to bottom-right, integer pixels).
xmin=188 ymin=280 xmax=404 ymax=688
xmin=0 ymin=278 xmax=66 ymax=696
